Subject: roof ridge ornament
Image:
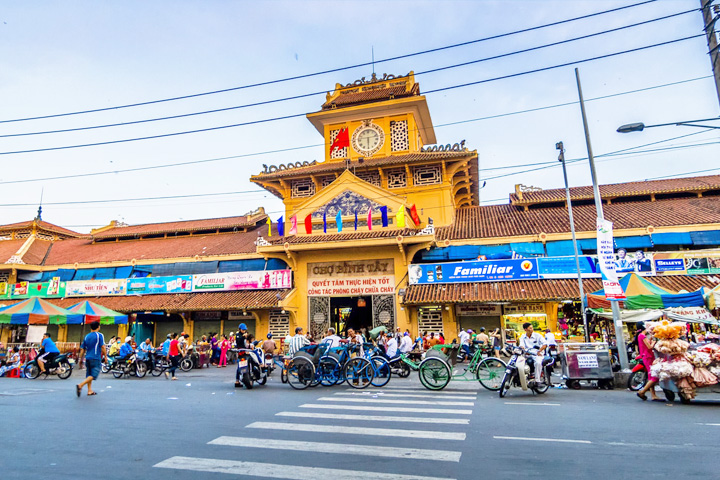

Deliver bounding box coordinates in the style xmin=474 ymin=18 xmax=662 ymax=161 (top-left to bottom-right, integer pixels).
xmin=421 ymin=140 xmax=466 ymax=153
xmin=344 ymin=73 xmax=407 ymax=87
xmin=261 ymin=160 xmax=318 ymax=174
xmin=254 ymin=236 xmax=271 ymax=247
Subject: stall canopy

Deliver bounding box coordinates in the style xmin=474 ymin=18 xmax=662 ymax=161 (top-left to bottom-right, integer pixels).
xmin=588 ymin=273 xmax=706 ymax=310
xmin=0 ymin=298 xmax=84 ymax=325
xmin=706 ymin=284 xmax=720 ymax=310
xmin=67 ymin=301 xmax=128 ymax=325
xmin=593 ymin=306 xmax=719 ymax=326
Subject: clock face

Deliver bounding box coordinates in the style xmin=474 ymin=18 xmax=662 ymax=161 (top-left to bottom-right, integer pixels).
xmin=351 ymin=122 xmax=385 ymax=156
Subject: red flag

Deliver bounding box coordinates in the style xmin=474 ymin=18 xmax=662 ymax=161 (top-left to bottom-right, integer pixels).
xmin=304 ymin=214 xmax=312 ymax=234
xmin=367 ymin=208 xmax=372 ymax=231
xmin=410 ymin=204 xmax=421 ymax=225
xmin=329 ymin=127 xmax=349 ymax=154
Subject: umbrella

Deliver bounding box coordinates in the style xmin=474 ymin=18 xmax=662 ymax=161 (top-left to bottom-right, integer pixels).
xmin=67 ymin=300 xmax=128 ymax=325
xmin=0 ymin=297 xmax=84 ymax=325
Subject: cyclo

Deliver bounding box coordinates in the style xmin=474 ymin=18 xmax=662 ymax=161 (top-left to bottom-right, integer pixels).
xmin=287 ymin=341 xmax=377 ymax=390
xmin=417 ymin=343 xmax=507 ymax=391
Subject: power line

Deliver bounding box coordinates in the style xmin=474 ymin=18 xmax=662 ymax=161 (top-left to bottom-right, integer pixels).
xmin=0 ymin=34 xmax=703 ymax=157
xmin=646 ymin=167 xmax=720 ymax=179
xmin=0 ymin=0 xmax=659 ymax=125
xmin=0 ymin=74 xmax=711 ymax=185
xmin=1 ymin=8 xmax=695 ymax=139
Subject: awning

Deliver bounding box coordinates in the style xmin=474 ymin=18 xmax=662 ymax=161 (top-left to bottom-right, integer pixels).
xmin=690 ymin=230 xmax=720 ymax=246
xmin=615 ymin=235 xmax=652 ymax=249
xmin=594 ymin=307 xmax=719 ymax=326
xmin=651 ymin=232 xmax=692 ymax=246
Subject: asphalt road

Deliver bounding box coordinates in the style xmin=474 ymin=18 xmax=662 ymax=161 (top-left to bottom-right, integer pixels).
xmin=1 ymin=365 xmax=718 ymax=480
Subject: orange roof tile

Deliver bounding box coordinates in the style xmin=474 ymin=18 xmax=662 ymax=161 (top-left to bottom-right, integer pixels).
xmin=93 ymin=215 xmax=266 ymax=239
xmin=0 ymin=220 xmax=81 ymax=238
xmin=0 ymin=240 xmax=26 ymax=263
xmin=439 ymin=196 xmax=720 ymax=241
xmin=270 ymin=228 xmax=417 ymax=246
xmin=511 ymin=175 xmax=720 ymax=206
xmin=21 ymin=239 xmax=52 ymax=265
xmin=322 ymin=83 xmax=420 ymax=110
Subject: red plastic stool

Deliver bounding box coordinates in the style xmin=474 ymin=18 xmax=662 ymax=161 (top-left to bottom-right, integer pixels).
xmin=7 ymin=367 xmax=21 ymax=378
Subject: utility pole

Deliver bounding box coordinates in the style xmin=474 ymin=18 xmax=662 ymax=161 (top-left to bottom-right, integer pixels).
xmin=556 ymin=142 xmax=589 ymax=343
xmin=701 ymin=0 xmax=720 ymax=110
xmin=575 ymin=67 xmax=629 ymax=371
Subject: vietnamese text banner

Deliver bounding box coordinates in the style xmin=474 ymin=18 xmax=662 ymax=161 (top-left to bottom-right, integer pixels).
xmin=66 ymin=279 xmax=127 ymax=297
xmin=192 ymin=270 xmax=292 ymax=292
xmin=127 ymin=275 xmax=193 ymax=295
xmin=409 ymin=258 xmax=538 ymax=285
xmin=596 ymin=218 xmax=625 ymax=300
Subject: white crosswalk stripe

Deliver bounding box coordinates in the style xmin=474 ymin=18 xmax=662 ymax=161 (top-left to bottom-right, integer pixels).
xmin=317 ymin=396 xmax=474 ymax=406
xmin=154 ymin=456 xmax=457 ymax=480
xmin=209 ymin=436 xmax=463 ymax=462
xmin=246 ymin=421 xmax=467 ymax=440
xmin=345 ymin=388 xmax=479 ymax=396
xmin=276 ymin=411 xmax=470 ymax=424
xmin=299 ymin=403 xmax=473 ymax=415
xmin=334 ymin=392 xmax=477 ymax=400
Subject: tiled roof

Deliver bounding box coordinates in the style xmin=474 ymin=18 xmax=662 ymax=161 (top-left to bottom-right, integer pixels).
xmin=47 ymin=289 xmax=289 ymax=312
xmin=321 ymin=83 xmax=420 ymax=110
xmin=92 ymin=215 xmax=266 ymax=239
xmin=510 ymin=175 xmax=720 ymax=206
xmin=43 ymin=230 xmax=261 ymax=266
xmin=0 ymin=240 xmax=26 ymax=263
xmin=403 ymin=275 xmax=719 ymax=304
xmin=269 ymin=228 xmax=418 ymax=246
xmin=0 ymin=220 xmax=81 ymax=238
xmin=439 ymin=196 xmax=720 ymax=241
xmin=22 ymin=239 xmax=52 ymax=265
xmin=251 ymin=151 xmax=474 ymax=180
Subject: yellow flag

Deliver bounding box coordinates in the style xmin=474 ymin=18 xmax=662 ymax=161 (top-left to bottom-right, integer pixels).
xmin=266 ymin=216 xmax=272 ymax=236
xmin=396 ymin=206 xmax=405 ymax=228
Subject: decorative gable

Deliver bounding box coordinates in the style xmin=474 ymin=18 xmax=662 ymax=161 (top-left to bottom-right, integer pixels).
xmin=311 ymin=190 xmax=386 ymax=218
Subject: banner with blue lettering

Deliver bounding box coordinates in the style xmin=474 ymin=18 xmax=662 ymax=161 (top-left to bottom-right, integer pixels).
xmin=409 ymin=258 xmax=538 ymax=285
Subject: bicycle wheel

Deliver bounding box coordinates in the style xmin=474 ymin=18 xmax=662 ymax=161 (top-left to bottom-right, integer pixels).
xmin=476 ymin=357 xmax=507 ymax=391
xmin=287 ymin=357 xmax=315 ymax=390
xmin=418 ymin=357 xmax=450 ymax=391
xmin=150 ymin=361 xmax=165 ymax=377
xmin=318 ymin=356 xmax=342 ymax=386
xmin=370 ymin=357 xmax=392 ymax=387
xmin=344 ymin=357 xmax=373 ymax=389
xmin=180 ymin=357 xmax=193 ymax=372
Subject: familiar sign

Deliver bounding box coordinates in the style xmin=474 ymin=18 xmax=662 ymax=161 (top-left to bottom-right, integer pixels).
xmin=576 ymin=353 xmax=599 ymax=369
xmin=409 ymin=258 xmax=538 ymax=285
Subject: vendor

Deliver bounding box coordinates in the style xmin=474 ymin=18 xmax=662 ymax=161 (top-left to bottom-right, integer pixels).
xmin=636 ymin=322 xmax=660 ymax=402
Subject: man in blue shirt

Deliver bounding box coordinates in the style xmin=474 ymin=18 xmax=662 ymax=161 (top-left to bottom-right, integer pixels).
xmin=38 ymin=332 xmax=60 ymax=373
xmin=119 ymin=336 xmax=135 ymax=360
xmin=161 ymin=334 xmax=171 ymax=356
xmin=76 ymin=321 xmax=106 ymax=397
xmin=137 ymin=338 xmax=154 ymax=361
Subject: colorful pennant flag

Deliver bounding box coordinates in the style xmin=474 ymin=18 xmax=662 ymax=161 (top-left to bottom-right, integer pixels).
xmin=396 ymin=206 xmax=406 ymax=228
xmin=329 ymin=127 xmax=349 ymax=155
xmin=410 ymin=204 xmax=420 ymax=225
xmin=277 ymin=216 xmax=284 ymax=237
xmin=367 ymin=208 xmax=373 ymax=231
xmin=379 ymin=206 xmax=388 ymax=228
xmin=289 ymin=215 xmax=297 ymax=235
xmin=266 ymin=216 xmax=272 ymax=236
xmin=336 ymin=210 xmax=343 ymax=233
xmin=323 ymin=211 xmax=327 ymax=234
xmin=354 ymin=210 xmax=358 ymax=231
xmin=304 ymin=214 xmax=312 ymax=234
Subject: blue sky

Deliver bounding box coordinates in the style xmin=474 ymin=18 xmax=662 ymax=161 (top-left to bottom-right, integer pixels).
xmin=0 ymin=0 xmax=717 ymax=232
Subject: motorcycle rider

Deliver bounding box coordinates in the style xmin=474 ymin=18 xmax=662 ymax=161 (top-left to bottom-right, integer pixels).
xmin=236 ymin=323 xmax=249 ymax=349
xmin=458 ymin=329 xmax=472 ymax=361
xmin=518 ymin=322 xmax=547 ymax=386
xmin=138 ymin=338 xmax=154 ymax=361
xmin=37 ymin=332 xmax=60 ymax=374
xmin=118 ymin=336 xmax=135 ymax=364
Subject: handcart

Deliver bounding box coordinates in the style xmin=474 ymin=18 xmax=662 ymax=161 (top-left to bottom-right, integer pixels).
xmin=560 ymin=342 xmax=614 ymax=390
xmin=659 ymin=378 xmax=720 ymax=404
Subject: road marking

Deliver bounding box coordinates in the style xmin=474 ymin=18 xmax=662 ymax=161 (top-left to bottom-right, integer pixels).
xmin=317 ymin=397 xmax=474 ymax=406
xmin=504 ymin=402 xmax=560 ymax=406
xmin=494 ymin=436 xmax=592 ymax=444
xmin=209 ymin=436 xmax=462 ymax=462
xmin=379 ymin=385 xmax=480 ymax=393
xmin=335 ymin=392 xmax=477 ymax=400
xmin=247 ymin=422 xmax=466 ymax=440
xmin=605 ymin=442 xmax=696 ymax=449
xmin=300 ymin=403 xmax=473 ymax=415
xmin=276 ymin=411 xmax=469 ymax=425
xmin=344 ymin=388 xmax=477 ymax=396
xmin=154 ymin=456 xmax=456 ymax=480
xmin=697 ymin=423 xmax=720 ymax=426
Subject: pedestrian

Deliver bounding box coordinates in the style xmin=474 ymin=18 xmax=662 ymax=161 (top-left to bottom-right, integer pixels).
xmin=218 ymin=335 xmax=230 ymax=368
xmin=636 ymin=323 xmax=660 ymax=401
xmin=76 ymin=321 xmax=106 ymax=397
xmin=210 ymin=333 xmax=220 ymax=365
xmin=288 ymin=327 xmax=310 ymax=356
xmin=165 ymin=332 xmax=182 ymax=380
xmin=490 ymin=328 xmax=503 ymax=357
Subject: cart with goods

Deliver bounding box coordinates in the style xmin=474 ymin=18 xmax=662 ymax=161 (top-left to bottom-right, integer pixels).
xmin=648 ymin=320 xmax=720 ymax=404
xmin=559 ymin=342 xmax=614 ymax=390
xmin=417 ymin=343 xmax=506 ymax=391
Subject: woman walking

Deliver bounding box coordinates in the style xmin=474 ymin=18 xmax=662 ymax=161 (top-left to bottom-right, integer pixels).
xmin=165 ymin=332 xmax=182 ymax=380
xmin=218 ymin=335 xmax=229 ymax=368
xmin=636 ymin=322 xmax=660 ymax=401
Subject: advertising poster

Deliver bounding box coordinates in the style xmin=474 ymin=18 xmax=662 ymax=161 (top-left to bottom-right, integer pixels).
xmin=653 ymin=250 xmax=720 ymax=275
xmin=596 ymin=218 xmax=625 ymax=300
xmin=192 ymin=270 xmax=292 ymax=292
xmin=66 ymin=279 xmax=127 ymax=297
xmin=11 ymin=282 xmax=28 ymax=297
xmin=126 ymin=275 xmax=193 ymax=295
xmin=408 ymin=258 xmax=538 ymax=285
xmin=613 ymin=249 xmax=654 ymax=275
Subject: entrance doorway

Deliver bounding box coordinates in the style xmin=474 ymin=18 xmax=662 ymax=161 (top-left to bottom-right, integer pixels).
xmin=330 ymin=296 xmax=372 ymax=335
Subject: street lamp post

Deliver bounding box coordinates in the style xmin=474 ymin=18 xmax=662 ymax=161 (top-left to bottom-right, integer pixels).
xmin=575 ymin=67 xmax=629 ymax=371
xmin=617 ymin=118 xmax=720 ymax=133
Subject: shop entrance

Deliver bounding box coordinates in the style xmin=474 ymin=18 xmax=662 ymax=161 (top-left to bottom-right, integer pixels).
xmin=330 ymin=296 xmax=372 ymax=335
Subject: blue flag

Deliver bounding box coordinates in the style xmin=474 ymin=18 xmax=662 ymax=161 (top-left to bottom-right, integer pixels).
xmin=323 ymin=211 xmax=327 ymax=234
xmin=277 ymin=216 xmax=284 ymax=236
xmin=380 ymin=206 xmax=388 ymax=228
xmin=354 ymin=210 xmax=358 ymax=231
xmin=336 ymin=210 xmax=342 ymax=232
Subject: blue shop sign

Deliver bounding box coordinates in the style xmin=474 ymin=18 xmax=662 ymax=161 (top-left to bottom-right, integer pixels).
xmin=654 ymin=258 xmax=685 ymax=273
xmin=409 ymin=258 xmax=538 ymax=285
xmin=126 ymin=275 xmax=193 ymax=295
xmin=537 ymin=256 xmax=599 ymax=278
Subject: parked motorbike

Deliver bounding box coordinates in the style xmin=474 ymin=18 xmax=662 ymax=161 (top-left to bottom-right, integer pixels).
xmin=499 ymin=346 xmax=554 ymax=397
xmin=627 ymin=353 xmax=647 ymax=391
xmin=24 ymin=354 xmax=73 ymax=380
xmin=371 ymin=346 xmax=411 ymax=378
xmin=108 ymin=353 xmax=147 ymax=378
xmin=234 ymin=347 xmax=269 ymax=389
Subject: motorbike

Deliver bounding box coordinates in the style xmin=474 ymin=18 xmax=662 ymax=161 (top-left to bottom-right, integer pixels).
xmin=499 ymin=346 xmax=554 ymax=397
xmin=24 ymin=353 xmax=73 ymax=380
xmin=108 ymin=353 xmax=147 ymax=378
xmin=371 ymin=346 xmax=411 ymax=378
xmin=234 ymin=347 xmax=269 ymax=389
xmin=627 ymin=353 xmax=647 ymax=391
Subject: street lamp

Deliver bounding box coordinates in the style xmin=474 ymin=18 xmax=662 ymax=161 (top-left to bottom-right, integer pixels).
xmin=617 ymin=117 xmax=720 ymax=133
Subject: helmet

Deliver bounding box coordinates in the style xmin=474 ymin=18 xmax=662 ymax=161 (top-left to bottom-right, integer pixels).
xmin=467 ymin=329 xmax=473 ymax=334
xmin=124 ymin=336 xmax=132 ymax=343
xmin=480 ymin=327 xmax=486 ymax=332
xmin=267 ymin=333 xmax=273 ymax=339
xmin=239 ymin=323 xmax=247 ymax=331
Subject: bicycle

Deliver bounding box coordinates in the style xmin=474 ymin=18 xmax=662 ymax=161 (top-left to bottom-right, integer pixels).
xmin=418 ymin=343 xmax=507 ymax=391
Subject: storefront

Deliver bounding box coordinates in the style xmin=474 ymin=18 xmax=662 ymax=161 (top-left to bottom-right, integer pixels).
xmin=455 ymin=304 xmax=502 ymax=333
xmin=502 ymin=303 xmax=552 ymax=343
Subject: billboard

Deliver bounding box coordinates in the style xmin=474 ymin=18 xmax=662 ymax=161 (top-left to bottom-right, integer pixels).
xmin=126 ymin=275 xmax=193 ymax=295
xmin=192 ymin=270 xmax=292 ymax=292
xmin=409 ymin=258 xmax=538 ymax=285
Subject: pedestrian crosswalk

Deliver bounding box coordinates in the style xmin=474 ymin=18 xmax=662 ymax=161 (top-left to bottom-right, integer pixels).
xmin=154 ymin=378 xmax=479 ymax=479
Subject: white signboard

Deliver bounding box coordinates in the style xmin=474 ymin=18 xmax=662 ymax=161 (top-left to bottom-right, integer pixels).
xmin=66 ymin=279 xmax=127 ymax=297
xmin=26 ymin=325 xmax=48 ymax=343
xmin=192 ymin=270 xmax=292 ymax=292
xmin=576 ymin=353 xmax=599 ymax=369
xmin=596 ymin=218 xmax=626 ymax=300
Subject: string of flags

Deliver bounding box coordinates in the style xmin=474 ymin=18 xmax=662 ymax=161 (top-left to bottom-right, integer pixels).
xmin=266 ymin=204 xmax=422 ymax=237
